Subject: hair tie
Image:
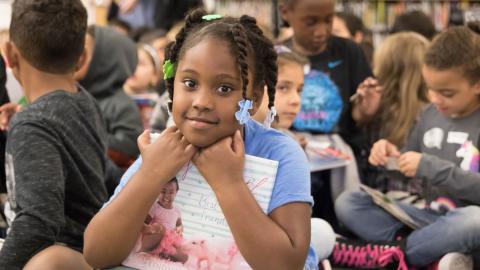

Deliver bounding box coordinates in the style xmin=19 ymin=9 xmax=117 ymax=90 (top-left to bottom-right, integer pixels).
xmin=163 ymin=59 xmax=175 ymax=80
xmin=263 ymin=107 xmax=277 ymax=128
xmin=202 ymin=14 xmax=223 ymax=21
xmin=235 ymin=99 xmax=253 ymax=125
xmin=274 ymin=45 xmax=292 ymax=54
xmin=142 ymin=44 xmax=162 ymax=74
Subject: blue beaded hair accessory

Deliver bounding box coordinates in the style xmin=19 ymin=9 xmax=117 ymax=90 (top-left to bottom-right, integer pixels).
xmin=202 ymin=14 xmax=223 ymax=21
xmin=235 ymin=99 xmax=253 ymax=125
xmin=263 ymin=107 xmax=277 ymax=128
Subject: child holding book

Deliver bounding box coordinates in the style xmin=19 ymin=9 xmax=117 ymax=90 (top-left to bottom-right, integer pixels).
xmin=0 ymin=0 xmax=108 ymax=269
xmin=333 ymin=25 xmax=480 ymax=269
xmin=84 ymin=9 xmax=315 ymax=270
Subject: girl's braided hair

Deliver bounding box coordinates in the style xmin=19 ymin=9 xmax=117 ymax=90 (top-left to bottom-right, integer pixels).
xmin=164 ymin=8 xmax=278 ymax=111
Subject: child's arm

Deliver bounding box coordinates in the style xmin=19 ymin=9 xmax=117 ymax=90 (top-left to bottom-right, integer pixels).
xmin=193 ymin=131 xmax=310 ymax=270
xmin=351 ymin=77 xmax=382 ymax=125
xmin=84 ymin=127 xmax=197 ymax=268
xmin=415 ymin=153 xmax=480 ymax=204
xmin=0 ymin=125 xmax=68 ymax=269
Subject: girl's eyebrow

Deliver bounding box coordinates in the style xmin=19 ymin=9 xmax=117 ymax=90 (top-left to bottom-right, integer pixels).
xmin=215 ymin=74 xmax=239 ymax=81
xmin=179 ymin=68 xmax=199 ymax=75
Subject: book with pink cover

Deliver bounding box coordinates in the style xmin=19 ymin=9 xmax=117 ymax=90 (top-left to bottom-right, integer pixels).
xmin=122 ymin=155 xmax=278 ymax=270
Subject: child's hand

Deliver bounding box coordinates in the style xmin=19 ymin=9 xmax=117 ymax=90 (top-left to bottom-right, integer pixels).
xmin=137 ymin=127 xmax=197 ymax=183
xmin=0 ymin=102 xmax=21 ymax=131
xmin=398 ymin=151 xmax=422 ymax=177
xmin=351 ymin=77 xmax=382 ymax=124
xmin=192 ymin=130 xmax=245 ymax=192
xmin=369 ymin=139 xmax=401 ymax=166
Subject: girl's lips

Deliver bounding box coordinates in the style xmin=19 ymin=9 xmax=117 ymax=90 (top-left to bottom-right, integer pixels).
xmin=186 ymin=118 xmax=216 ymax=129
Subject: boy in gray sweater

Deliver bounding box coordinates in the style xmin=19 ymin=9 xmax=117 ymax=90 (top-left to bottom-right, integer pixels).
xmin=0 ymin=0 xmax=108 ymax=269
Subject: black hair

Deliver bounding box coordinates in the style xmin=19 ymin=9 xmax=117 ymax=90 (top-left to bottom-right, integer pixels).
xmin=335 ymin=12 xmax=364 ymax=37
xmin=391 ymin=10 xmax=436 ymax=40
xmin=108 ymin=18 xmax=132 ymax=35
xmin=424 ymin=24 xmax=480 ymax=85
xmin=168 ymin=177 xmax=179 ymax=191
xmin=10 ymin=0 xmax=87 ymax=74
xmin=164 ymin=8 xmax=278 ymax=112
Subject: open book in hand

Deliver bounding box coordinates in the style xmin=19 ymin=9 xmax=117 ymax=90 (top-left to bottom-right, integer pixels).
xmin=360 ymin=184 xmax=420 ymax=230
xmin=122 ymin=155 xmax=278 ymax=270
xmin=305 ymin=136 xmax=350 ymax=172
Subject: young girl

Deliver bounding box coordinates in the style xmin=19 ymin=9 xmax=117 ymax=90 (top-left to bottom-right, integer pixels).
xmin=333 ymin=25 xmax=480 ymax=269
xmin=253 ymin=45 xmax=307 ymax=144
xmin=352 ymin=32 xmax=430 ymax=191
xmin=84 ymin=9 xmax=314 ymax=270
xmin=124 ymin=44 xmax=161 ymax=96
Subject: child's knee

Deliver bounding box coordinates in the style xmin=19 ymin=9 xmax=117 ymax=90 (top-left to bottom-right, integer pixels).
xmin=24 ymin=245 xmax=92 ymax=270
xmin=452 ymin=206 xmax=480 ymax=238
xmin=334 ymin=190 xmax=365 ymax=222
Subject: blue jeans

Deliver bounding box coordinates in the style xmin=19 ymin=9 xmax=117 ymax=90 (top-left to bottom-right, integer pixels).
xmin=335 ymin=190 xmax=480 ymax=267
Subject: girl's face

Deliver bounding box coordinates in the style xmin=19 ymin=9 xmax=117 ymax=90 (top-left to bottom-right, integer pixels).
xmin=125 ymin=49 xmax=157 ymax=92
xmin=172 ymin=38 xmax=259 ymax=148
xmin=423 ymin=66 xmax=480 ymax=118
xmin=158 ymin=181 xmax=178 ymax=209
xmin=274 ymin=61 xmax=304 ymax=129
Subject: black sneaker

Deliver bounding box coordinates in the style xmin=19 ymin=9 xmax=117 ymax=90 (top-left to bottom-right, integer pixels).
xmin=330 ymin=237 xmax=410 ymax=270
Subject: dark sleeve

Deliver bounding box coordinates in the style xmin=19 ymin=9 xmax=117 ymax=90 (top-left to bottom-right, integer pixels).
xmin=0 ymin=124 xmax=66 ymax=270
xmin=348 ymin=42 xmax=372 ymax=96
xmin=106 ymin=93 xmax=143 ymax=157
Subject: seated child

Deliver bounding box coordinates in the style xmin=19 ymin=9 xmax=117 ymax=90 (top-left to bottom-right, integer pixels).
xmin=253 ymin=45 xmax=336 ymax=263
xmin=333 ymin=25 xmax=480 ymax=269
xmin=79 ymin=26 xmax=144 ymax=169
xmin=351 ymin=32 xmax=430 ymax=196
xmin=84 ymin=9 xmax=315 ymax=270
xmin=0 ymin=1 xmax=108 ymax=269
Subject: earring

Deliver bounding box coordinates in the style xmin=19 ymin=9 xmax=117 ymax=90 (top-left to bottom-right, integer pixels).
xmin=235 ymin=99 xmax=253 ymax=125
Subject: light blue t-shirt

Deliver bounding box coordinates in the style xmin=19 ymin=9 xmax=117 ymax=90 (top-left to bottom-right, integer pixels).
xmin=107 ymin=119 xmax=317 ymax=269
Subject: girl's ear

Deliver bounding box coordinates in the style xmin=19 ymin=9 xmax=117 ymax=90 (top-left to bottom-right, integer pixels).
xmin=474 ymin=81 xmax=480 ymax=95
xmin=250 ymin=86 xmax=266 ymax=115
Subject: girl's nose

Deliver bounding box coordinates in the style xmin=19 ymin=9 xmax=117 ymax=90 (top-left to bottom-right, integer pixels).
xmin=192 ymin=89 xmax=214 ymax=111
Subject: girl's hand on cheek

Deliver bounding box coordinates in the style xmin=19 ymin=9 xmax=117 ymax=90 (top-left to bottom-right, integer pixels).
xmin=193 ymin=130 xmax=245 ymax=192
xmin=138 ymin=127 xmax=198 ymax=182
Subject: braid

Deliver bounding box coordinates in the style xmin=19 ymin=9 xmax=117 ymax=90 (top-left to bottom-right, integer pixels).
xmin=230 ymin=23 xmax=250 ymax=100
xmin=239 ymin=15 xmax=278 ymax=109
xmin=165 ymin=9 xmax=206 ymax=100
xmin=264 ymin=47 xmax=278 ymax=109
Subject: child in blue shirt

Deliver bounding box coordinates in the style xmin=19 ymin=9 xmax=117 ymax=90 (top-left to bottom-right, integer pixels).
xmin=84 ymin=9 xmax=316 ymax=270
